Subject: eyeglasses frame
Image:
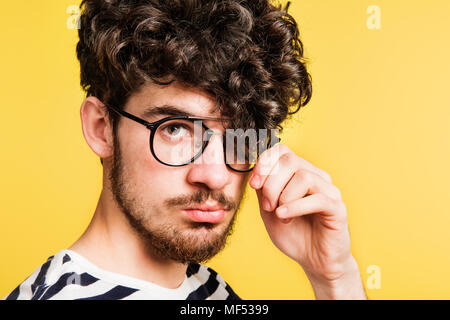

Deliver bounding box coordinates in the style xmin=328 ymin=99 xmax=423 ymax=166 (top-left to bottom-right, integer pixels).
xmin=106 ymin=104 xmax=271 ymax=173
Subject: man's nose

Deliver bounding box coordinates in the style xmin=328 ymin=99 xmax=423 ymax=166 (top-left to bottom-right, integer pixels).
xmin=185 ymin=134 xmax=232 ymax=190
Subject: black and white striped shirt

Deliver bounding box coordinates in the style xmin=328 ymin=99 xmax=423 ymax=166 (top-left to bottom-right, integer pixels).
xmin=3 ymin=250 xmax=240 ymax=300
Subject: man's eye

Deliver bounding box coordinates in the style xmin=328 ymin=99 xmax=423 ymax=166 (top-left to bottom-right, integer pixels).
xmin=167 ymin=125 xmax=182 ymax=135
xmin=160 ymin=122 xmax=193 ymax=140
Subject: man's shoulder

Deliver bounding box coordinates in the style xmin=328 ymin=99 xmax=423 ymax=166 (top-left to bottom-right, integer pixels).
xmin=3 ymin=250 xmax=98 ymax=300
xmin=186 ymin=262 xmax=241 ymax=300
xmin=3 ymin=252 xmax=241 ymax=300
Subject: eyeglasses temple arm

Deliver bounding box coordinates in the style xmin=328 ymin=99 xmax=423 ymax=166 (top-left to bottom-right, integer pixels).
xmin=106 ymin=105 xmax=155 ymax=129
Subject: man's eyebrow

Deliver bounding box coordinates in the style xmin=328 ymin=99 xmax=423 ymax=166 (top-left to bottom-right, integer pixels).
xmin=141 ymin=105 xmax=195 ymax=118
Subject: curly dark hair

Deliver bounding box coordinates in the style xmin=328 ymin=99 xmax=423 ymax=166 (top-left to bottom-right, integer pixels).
xmin=76 ymin=0 xmax=312 ymax=133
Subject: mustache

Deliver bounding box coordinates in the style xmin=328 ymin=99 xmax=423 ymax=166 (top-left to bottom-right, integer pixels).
xmin=164 ymin=190 xmax=237 ymax=211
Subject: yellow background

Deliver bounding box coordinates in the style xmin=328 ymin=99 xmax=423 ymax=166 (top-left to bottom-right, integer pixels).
xmin=1 ymin=0 xmax=450 ymax=299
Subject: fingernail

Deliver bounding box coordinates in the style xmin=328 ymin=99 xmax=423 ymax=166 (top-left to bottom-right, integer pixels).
xmin=277 ymin=206 xmax=288 ymax=217
xmin=263 ymin=197 xmax=271 ymax=211
xmin=250 ymin=174 xmax=260 ymax=188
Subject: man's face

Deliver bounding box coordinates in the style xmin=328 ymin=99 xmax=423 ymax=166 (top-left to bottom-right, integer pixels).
xmin=108 ymin=82 xmax=249 ymax=264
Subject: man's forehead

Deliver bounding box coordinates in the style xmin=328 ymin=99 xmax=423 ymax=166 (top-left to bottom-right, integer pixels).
xmin=127 ymin=81 xmax=221 ymax=119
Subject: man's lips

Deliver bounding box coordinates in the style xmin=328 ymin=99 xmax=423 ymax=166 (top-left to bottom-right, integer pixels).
xmin=182 ymin=204 xmax=226 ymax=223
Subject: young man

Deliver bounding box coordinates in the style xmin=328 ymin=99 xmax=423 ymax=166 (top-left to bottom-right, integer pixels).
xmin=4 ymin=0 xmax=366 ymax=300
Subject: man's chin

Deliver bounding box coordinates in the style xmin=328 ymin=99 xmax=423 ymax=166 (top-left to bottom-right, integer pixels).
xmin=180 ymin=222 xmax=228 ymax=246
xmin=134 ymin=220 xmax=231 ymax=264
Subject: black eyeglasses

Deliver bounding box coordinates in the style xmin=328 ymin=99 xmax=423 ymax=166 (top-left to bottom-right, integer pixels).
xmin=107 ymin=105 xmax=279 ymax=172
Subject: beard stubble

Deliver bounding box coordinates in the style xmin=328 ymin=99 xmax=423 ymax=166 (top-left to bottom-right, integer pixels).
xmin=108 ymin=133 xmax=242 ymax=264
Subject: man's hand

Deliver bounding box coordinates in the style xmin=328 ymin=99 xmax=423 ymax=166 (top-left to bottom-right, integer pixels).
xmin=249 ymin=144 xmax=366 ymax=299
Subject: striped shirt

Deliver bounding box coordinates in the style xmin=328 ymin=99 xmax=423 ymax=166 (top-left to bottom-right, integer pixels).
xmin=3 ymin=249 xmax=240 ymax=300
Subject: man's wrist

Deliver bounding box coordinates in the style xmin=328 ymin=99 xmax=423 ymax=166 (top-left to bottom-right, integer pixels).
xmin=304 ymin=256 xmax=367 ymax=300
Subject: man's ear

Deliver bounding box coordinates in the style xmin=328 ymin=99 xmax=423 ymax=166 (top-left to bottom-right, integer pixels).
xmin=80 ymin=97 xmax=114 ymax=160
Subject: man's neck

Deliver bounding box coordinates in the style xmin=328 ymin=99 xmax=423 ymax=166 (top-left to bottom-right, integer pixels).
xmin=68 ymin=189 xmax=188 ymax=289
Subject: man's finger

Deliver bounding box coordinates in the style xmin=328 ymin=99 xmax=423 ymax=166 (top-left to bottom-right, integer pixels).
xmin=250 ymin=144 xmax=332 ymax=190
xmin=275 ymin=193 xmax=347 ymax=223
xmin=249 ymin=143 xmax=290 ymax=189
xmin=279 ymin=170 xmax=342 ymax=207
